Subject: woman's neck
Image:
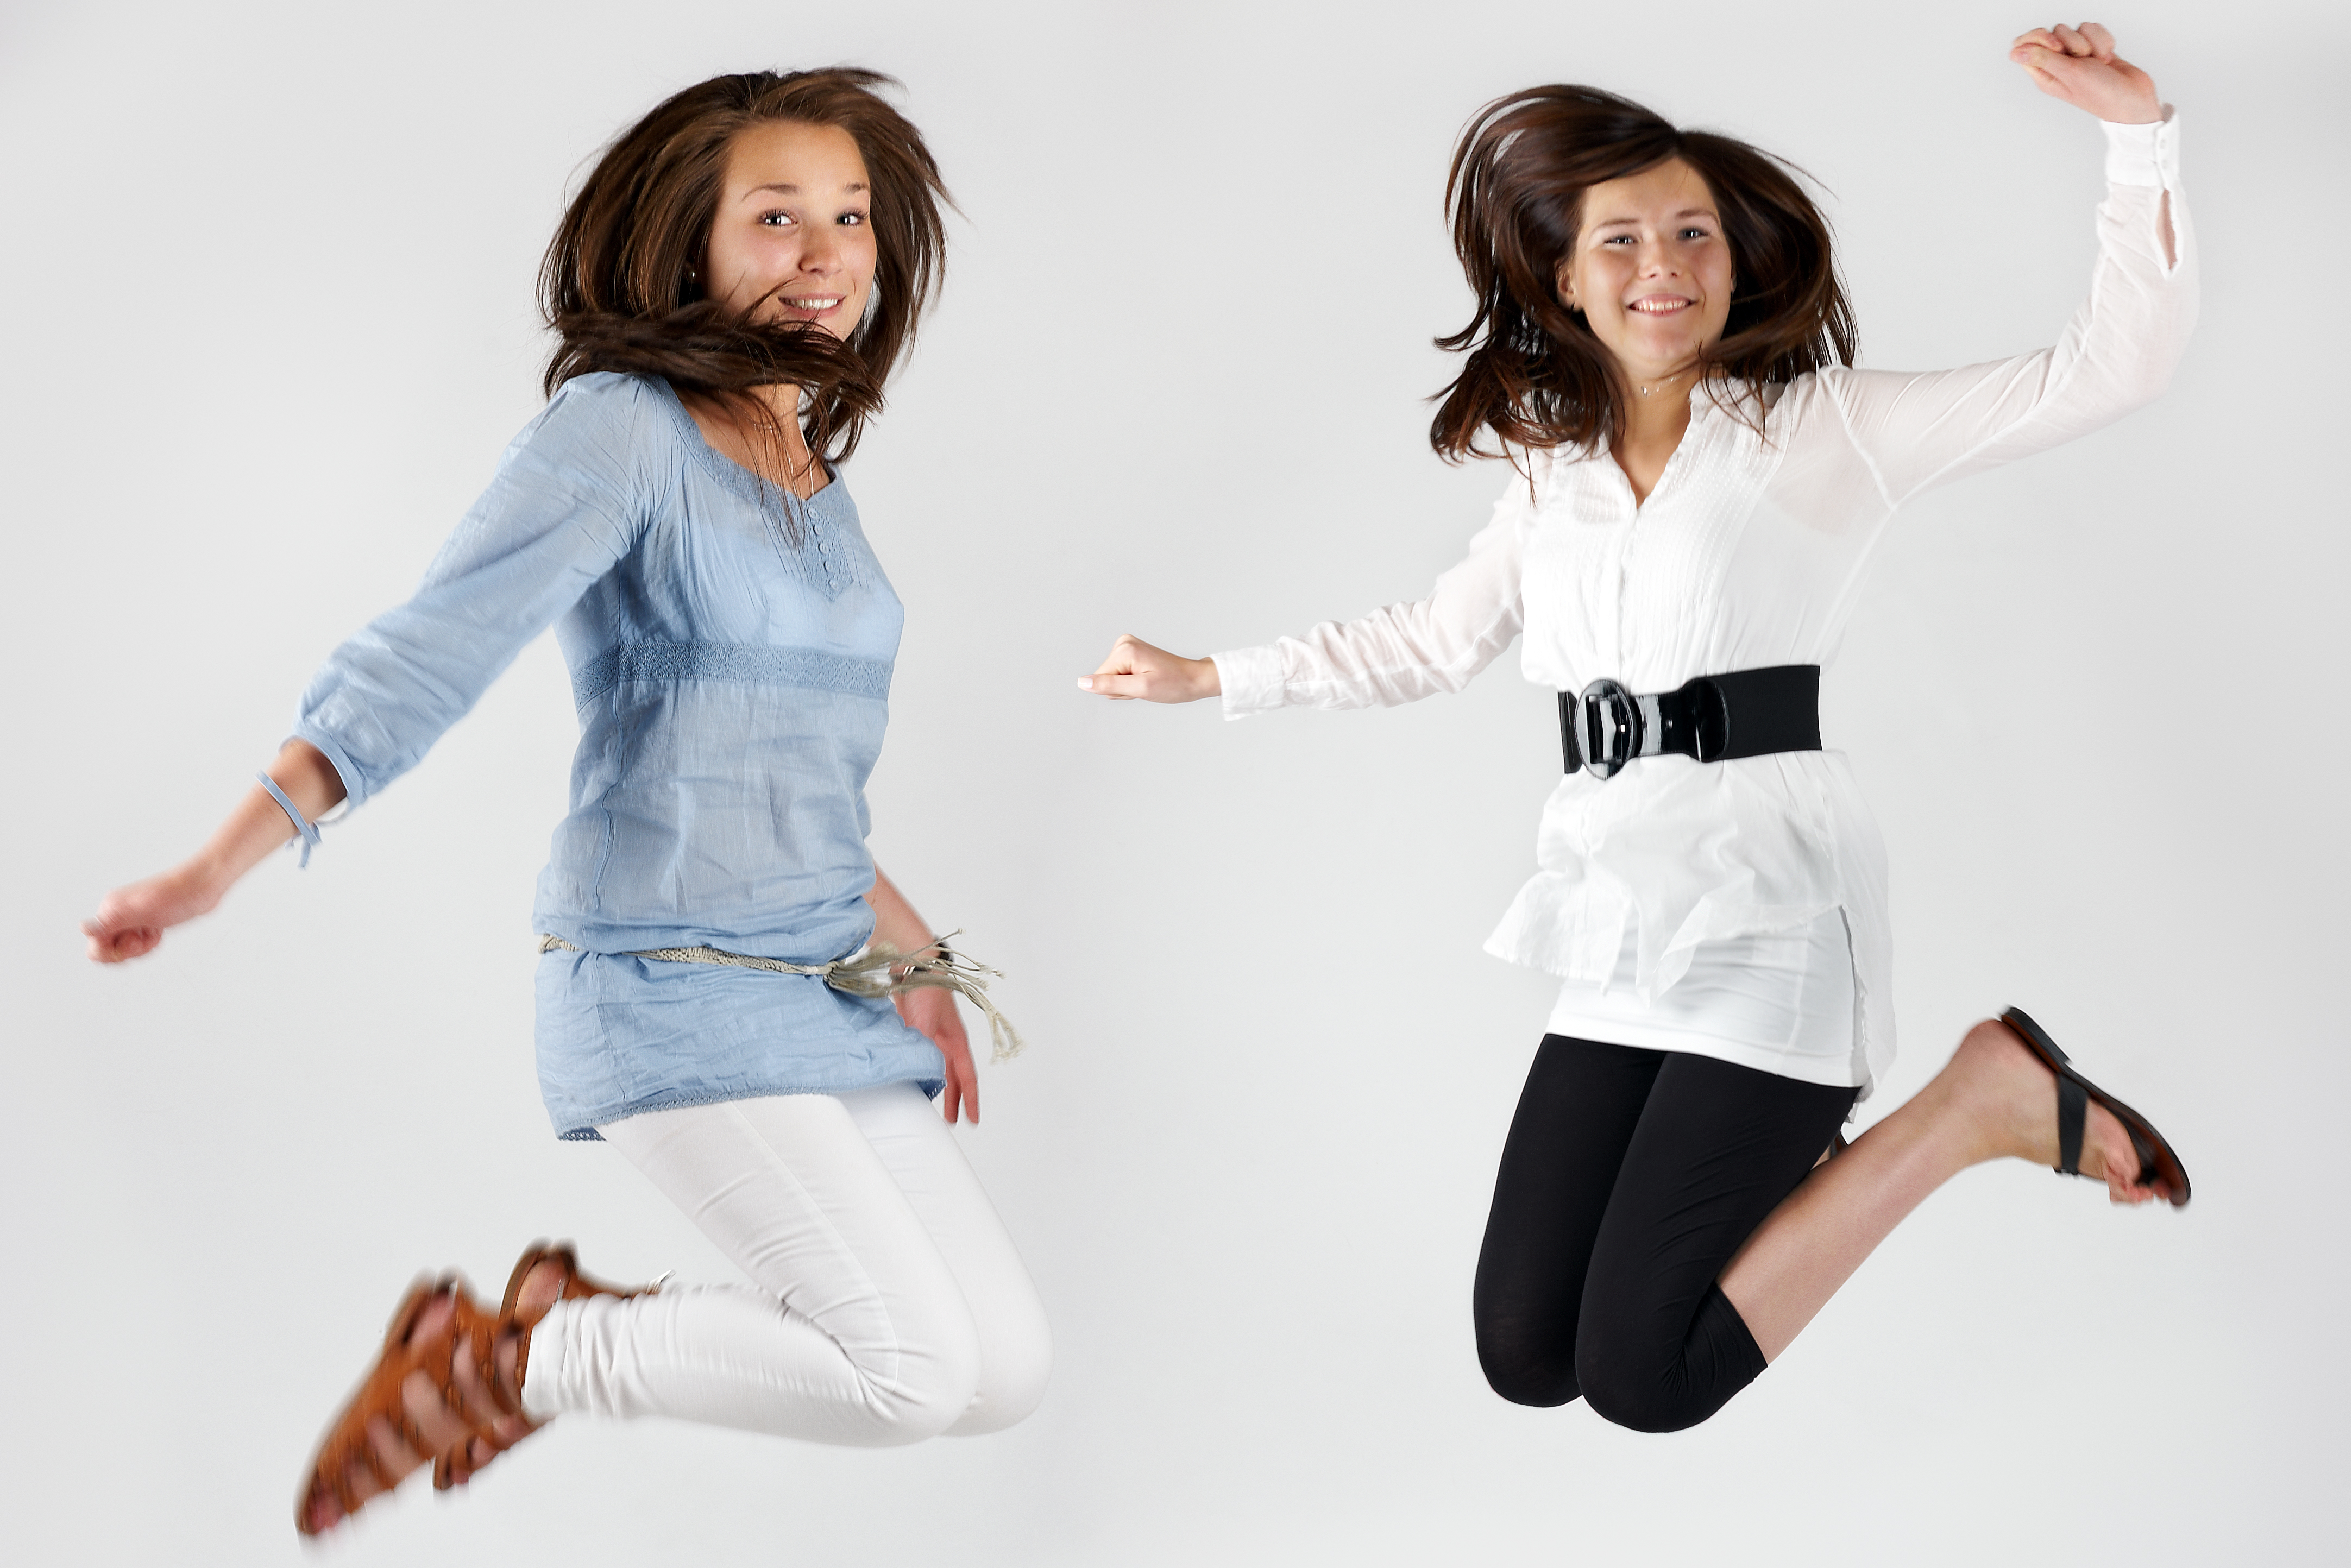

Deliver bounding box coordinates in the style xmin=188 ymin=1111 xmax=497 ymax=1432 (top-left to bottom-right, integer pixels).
xmin=683 ymin=384 xmax=828 ymax=499
xmin=1608 ymin=365 xmax=1699 ymax=507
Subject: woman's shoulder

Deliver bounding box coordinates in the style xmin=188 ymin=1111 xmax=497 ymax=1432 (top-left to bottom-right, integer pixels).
xmin=1744 ymin=369 xmax=1850 ymax=439
xmin=485 ymin=372 xmax=688 ymax=518
xmin=507 ymin=372 xmax=690 ymax=475
xmin=537 ymin=370 xmax=682 ymax=443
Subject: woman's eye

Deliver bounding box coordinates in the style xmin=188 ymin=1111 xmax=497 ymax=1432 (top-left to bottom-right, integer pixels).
xmin=1680 ymin=228 xmax=1712 ymax=241
xmin=839 ymin=211 xmax=867 ymax=226
xmin=759 ymin=211 xmax=796 ymax=228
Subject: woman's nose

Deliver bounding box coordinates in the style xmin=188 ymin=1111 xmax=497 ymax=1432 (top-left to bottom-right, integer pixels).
xmin=799 ymin=226 xmax=842 ymax=273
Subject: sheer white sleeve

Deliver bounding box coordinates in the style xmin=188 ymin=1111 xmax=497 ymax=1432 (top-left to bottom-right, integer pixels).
xmin=1212 ymin=466 xmax=1535 ymax=717
xmin=1822 ymin=113 xmax=2197 ymax=510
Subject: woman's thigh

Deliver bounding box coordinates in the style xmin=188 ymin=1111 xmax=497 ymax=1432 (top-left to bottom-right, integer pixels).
xmin=1574 ymin=1051 xmax=1853 ymax=1430
xmin=1473 ymin=1036 xmax=1666 ymax=1407
xmin=834 ymin=1082 xmax=1053 ymax=1434
xmin=602 ymin=1092 xmax=981 ymax=1407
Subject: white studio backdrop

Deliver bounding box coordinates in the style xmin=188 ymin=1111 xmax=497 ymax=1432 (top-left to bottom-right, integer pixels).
xmin=2 ymin=1 xmax=2343 ymax=1564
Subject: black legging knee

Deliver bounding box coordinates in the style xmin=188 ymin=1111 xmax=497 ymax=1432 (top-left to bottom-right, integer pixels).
xmin=1473 ymin=1035 xmax=1856 ymax=1433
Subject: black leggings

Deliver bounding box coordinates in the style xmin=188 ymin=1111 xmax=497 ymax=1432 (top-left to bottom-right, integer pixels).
xmin=1473 ymin=1035 xmax=1857 ymax=1433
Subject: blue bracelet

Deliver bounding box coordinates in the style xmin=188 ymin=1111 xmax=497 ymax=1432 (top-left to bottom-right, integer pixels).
xmin=256 ymin=772 xmax=322 ymax=868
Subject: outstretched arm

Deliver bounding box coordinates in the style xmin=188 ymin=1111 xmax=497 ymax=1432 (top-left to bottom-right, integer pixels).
xmin=84 ymin=739 xmax=347 ymax=964
xmin=1078 ymin=466 xmax=1535 ymax=717
xmin=81 ymin=377 xmax=653 ymax=967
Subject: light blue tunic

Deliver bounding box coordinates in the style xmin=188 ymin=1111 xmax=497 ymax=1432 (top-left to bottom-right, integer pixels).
xmin=293 ymin=373 xmax=942 ymax=1138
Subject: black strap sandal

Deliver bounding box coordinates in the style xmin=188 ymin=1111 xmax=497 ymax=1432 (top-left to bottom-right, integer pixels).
xmin=2001 ymin=1007 xmax=2191 ymax=1208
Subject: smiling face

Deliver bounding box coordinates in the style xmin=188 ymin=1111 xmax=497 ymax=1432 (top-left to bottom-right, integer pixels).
xmin=701 ymin=119 xmax=877 ymax=337
xmin=1553 ymin=157 xmax=1734 ymax=386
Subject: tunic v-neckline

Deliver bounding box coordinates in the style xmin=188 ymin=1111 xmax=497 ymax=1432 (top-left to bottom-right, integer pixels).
xmin=1607 ymin=396 xmax=1708 ymax=515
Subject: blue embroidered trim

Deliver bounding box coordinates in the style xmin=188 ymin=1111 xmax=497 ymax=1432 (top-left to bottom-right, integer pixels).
xmin=572 ymin=641 xmax=894 ymax=707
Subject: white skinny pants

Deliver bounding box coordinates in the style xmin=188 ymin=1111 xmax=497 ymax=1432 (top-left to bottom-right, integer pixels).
xmin=519 ymin=1084 xmax=1051 ymax=1444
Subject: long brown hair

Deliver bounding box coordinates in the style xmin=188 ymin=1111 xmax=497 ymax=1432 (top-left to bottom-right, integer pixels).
xmin=540 ymin=68 xmax=950 ymax=468
xmin=1430 ymin=85 xmax=1856 ymax=462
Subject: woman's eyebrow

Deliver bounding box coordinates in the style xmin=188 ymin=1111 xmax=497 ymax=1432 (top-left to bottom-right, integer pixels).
xmin=741 ymin=181 xmax=871 ymax=199
xmin=1589 ymin=206 xmax=1719 ymax=229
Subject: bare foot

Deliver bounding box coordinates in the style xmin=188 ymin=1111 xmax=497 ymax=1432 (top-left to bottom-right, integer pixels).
xmin=1934 ymin=1019 xmax=2168 ymax=1206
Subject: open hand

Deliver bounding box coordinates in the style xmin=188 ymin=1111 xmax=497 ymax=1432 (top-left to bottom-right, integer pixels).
xmin=2010 ymin=23 xmax=2161 ymax=124
xmin=1078 ymin=634 xmax=1220 ymax=703
xmin=899 ymin=984 xmax=980 ymax=1125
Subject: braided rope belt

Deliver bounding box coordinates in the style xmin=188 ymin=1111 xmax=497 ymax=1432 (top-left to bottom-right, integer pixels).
xmin=536 ymin=930 xmax=1026 ymax=1063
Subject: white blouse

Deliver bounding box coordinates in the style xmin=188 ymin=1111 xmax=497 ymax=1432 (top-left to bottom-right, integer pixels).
xmin=1213 ymin=116 xmax=2196 ymax=1098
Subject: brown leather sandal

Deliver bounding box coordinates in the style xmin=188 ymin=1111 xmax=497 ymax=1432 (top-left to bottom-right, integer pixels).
xmin=431 ymin=1242 xmax=668 ymax=1490
xmin=294 ymin=1274 xmax=511 ymax=1536
xmin=293 ymin=1245 xmax=665 ymax=1533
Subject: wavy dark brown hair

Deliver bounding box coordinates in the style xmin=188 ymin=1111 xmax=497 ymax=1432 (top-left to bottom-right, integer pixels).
xmin=540 ymin=68 xmax=949 ymax=470
xmin=1431 ymin=85 xmax=1856 ymax=462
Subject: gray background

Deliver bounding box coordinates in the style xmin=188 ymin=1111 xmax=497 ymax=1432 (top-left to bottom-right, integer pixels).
xmin=3 ymin=1 xmax=2344 ymax=1563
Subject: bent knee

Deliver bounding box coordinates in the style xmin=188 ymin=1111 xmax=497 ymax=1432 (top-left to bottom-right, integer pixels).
xmin=948 ymin=1316 xmax=1053 ymax=1437
xmin=1574 ymin=1347 xmax=1715 ymax=1434
xmin=857 ymin=1313 xmax=985 ymax=1444
xmin=1476 ymin=1321 xmax=1580 ymax=1408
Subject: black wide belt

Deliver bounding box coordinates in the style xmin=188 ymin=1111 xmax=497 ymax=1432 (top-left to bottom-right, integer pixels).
xmin=1559 ymin=665 xmax=1821 ymax=778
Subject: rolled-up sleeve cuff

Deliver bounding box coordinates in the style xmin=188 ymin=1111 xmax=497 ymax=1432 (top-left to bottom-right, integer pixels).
xmin=2103 ymin=106 xmax=2179 ymax=190
xmin=288 ymin=723 xmax=366 ymax=810
xmin=1210 ymin=646 xmax=1287 ymax=720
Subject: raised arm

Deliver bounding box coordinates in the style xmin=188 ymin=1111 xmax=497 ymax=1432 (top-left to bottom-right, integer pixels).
xmin=1080 ymin=468 xmax=1535 ymax=715
xmin=1827 ymin=24 xmax=2195 ymax=507
xmin=83 ymin=377 xmax=653 ymax=964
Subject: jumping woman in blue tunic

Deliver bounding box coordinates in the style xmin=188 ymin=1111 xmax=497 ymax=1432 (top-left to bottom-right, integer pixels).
xmin=81 ymin=69 xmax=1050 ymax=1535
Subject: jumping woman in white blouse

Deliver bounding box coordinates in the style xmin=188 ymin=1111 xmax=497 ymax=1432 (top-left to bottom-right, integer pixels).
xmin=1082 ymin=23 xmax=2194 ymax=1431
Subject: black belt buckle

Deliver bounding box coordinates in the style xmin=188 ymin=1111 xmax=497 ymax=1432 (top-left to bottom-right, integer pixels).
xmin=1559 ymin=674 xmax=1744 ymax=776
xmin=1568 ymin=677 xmax=1639 ymax=779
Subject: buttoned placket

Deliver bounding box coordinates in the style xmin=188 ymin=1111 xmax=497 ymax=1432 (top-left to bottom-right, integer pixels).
xmin=809 ymin=506 xmax=841 ymax=593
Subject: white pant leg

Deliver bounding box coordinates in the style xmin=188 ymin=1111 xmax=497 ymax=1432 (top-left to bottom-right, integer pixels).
xmin=833 ymin=1083 xmax=1052 ymax=1435
xmin=521 ymin=1085 xmax=1046 ymax=1445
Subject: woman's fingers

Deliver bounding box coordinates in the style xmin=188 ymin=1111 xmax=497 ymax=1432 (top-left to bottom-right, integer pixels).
xmin=82 ymin=873 xmax=204 ymax=964
xmin=939 ymin=1047 xmax=978 ymax=1124
xmin=1079 ymin=634 xmax=1144 ymax=698
xmin=82 ymin=917 xmax=159 ymax=963
xmin=2011 ymin=22 xmax=2116 ymax=64
xmin=2008 ymin=23 xmax=2158 ymax=122
xmin=897 ymin=985 xmax=979 ymax=1124
xmin=1078 ymin=634 xmax=1215 ymax=703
